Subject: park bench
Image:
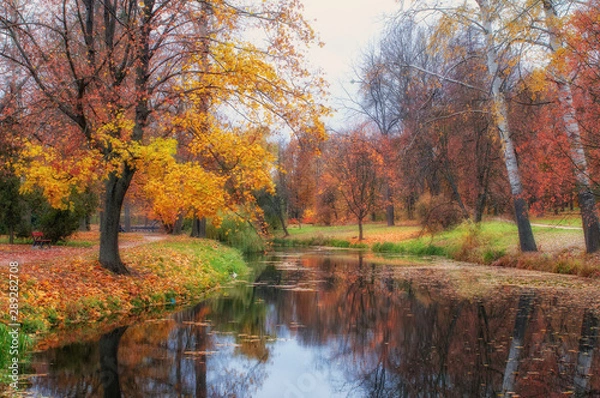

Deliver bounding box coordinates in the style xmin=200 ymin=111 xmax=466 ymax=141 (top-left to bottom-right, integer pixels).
xmin=32 ymin=231 xmax=51 ymax=248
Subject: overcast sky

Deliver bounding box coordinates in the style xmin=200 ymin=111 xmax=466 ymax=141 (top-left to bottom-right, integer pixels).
xmin=299 ymin=0 xmax=400 ymax=130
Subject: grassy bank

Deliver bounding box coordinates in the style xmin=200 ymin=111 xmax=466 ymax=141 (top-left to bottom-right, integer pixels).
xmin=273 ymin=218 xmax=599 ymax=277
xmin=0 ymin=236 xmax=248 ymax=342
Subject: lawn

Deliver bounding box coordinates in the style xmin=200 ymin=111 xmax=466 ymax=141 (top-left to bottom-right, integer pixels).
xmin=281 ymin=222 xmax=423 ymax=243
xmin=531 ymin=212 xmax=582 ymax=227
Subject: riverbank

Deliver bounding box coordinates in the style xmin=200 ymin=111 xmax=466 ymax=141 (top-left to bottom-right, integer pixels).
xmin=273 ymin=218 xmax=600 ymax=277
xmin=0 ymin=234 xmax=248 ymax=348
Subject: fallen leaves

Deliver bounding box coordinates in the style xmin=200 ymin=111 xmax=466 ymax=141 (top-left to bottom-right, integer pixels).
xmin=0 ymin=234 xmax=247 ymax=350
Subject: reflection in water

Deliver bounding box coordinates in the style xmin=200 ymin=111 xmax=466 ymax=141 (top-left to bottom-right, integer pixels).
xmin=26 ymin=250 xmax=600 ymax=397
xmin=501 ymin=292 xmax=534 ymax=397
xmin=99 ymin=326 xmax=127 ymax=398
xmin=575 ymin=309 xmax=599 ymax=397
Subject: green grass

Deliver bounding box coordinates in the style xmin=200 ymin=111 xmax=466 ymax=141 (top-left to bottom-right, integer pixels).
xmin=369 ymin=221 xmax=516 ymax=262
xmin=133 ymin=238 xmax=249 ymax=291
xmin=372 ymin=240 xmax=446 ymax=256
xmin=272 ymin=235 xmax=369 ymax=249
xmin=531 ymin=213 xmax=582 ymax=227
xmin=0 ymin=323 xmax=33 ymax=387
xmin=0 ymin=236 xmax=95 ymax=247
xmin=281 ymin=223 xmax=419 ymax=240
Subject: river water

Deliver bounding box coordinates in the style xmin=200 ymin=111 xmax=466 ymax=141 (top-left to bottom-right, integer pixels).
xmin=24 ymin=249 xmax=600 ymax=397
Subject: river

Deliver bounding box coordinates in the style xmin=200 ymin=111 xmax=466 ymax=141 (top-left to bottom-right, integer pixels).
xmin=24 ymin=248 xmax=600 ymax=397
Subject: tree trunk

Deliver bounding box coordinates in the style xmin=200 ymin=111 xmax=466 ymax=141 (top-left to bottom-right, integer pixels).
xmin=478 ymin=0 xmax=536 ymax=252
xmin=172 ymin=213 xmax=184 ymax=235
xmin=513 ymin=197 xmax=536 ymax=252
xmin=557 ymin=82 xmax=600 ymax=253
xmin=407 ymin=193 xmax=416 ymax=220
xmin=8 ymin=225 xmax=14 ymax=244
xmin=474 ymin=133 xmax=492 ymax=223
xmin=499 ymin=101 xmax=535 ymax=250
xmin=78 ymin=213 xmax=91 ymax=232
xmin=383 ymin=180 xmax=395 ymax=226
xmin=475 ymin=192 xmax=487 ymax=223
xmin=277 ymin=210 xmax=289 ymax=237
xmin=358 ymin=217 xmax=364 ymax=241
xmin=442 ymin=159 xmax=470 ymax=220
xmin=579 ymin=191 xmax=600 ymax=253
xmin=191 ymin=216 xmax=207 ymax=238
xmin=99 ymin=169 xmax=134 ymax=275
xmin=543 ymin=0 xmax=600 ymax=253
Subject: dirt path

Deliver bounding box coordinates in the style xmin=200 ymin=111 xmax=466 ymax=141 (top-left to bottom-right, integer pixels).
xmin=530 ymin=223 xmax=582 ymax=230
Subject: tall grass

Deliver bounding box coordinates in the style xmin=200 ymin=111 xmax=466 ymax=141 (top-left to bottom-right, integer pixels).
xmin=371 ymin=240 xmax=446 ymax=256
xmin=207 ymin=216 xmax=266 ymax=253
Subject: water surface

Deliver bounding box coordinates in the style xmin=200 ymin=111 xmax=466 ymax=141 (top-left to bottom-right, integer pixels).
xmin=26 ymin=249 xmax=600 ymax=397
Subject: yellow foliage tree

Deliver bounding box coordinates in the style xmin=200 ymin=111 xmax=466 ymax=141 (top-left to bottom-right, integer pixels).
xmin=4 ymin=0 xmax=328 ymax=274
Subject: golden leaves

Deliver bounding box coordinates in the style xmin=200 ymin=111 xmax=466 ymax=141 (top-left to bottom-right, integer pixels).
xmin=16 ymin=140 xmax=103 ymax=209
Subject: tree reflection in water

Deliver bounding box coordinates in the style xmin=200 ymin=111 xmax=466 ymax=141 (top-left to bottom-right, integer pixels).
xmin=26 ymin=250 xmax=600 ymax=397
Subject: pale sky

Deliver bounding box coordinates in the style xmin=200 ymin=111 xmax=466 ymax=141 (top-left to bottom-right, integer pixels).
xmin=299 ymin=0 xmax=400 ymax=130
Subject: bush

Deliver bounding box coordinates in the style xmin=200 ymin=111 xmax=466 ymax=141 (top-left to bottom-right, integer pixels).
xmin=206 ymin=215 xmax=266 ymax=253
xmin=416 ymin=193 xmax=465 ymax=233
xmin=39 ymin=208 xmax=80 ymax=243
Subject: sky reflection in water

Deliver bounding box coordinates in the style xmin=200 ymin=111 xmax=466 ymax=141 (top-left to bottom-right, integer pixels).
xmin=27 ymin=249 xmax=600 ymax=397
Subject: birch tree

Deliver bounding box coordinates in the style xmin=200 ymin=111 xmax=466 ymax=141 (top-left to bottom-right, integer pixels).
xmin=540 ymin=0 xmax=600 ymax=253
xmin=390 ymin=2 xmax=538 ymax=251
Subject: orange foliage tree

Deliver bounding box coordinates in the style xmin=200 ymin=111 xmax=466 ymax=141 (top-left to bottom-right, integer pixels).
xmin=323 ymin=127 xmax=383 ymax=240
xmin=0 ymin=0 xmax=327 ymax=273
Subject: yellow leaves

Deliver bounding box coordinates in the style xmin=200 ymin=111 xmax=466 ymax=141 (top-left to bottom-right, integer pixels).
xmin=525 ymin=68 xmax=550 ymax=96
xmin=16 ymin=140 xmax=103 ymax=209
xmin=129 ymin=132 xmax=274 ymax=227
xmin=142 ymin=160 xmax=228 ymax=226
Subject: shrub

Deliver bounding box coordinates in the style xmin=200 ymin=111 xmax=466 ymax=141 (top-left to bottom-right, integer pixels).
xmin=206 ymin=215 xmax=266 ymax=253
xmin=416 ymin=193 xmax=465 ymax=233
xmin=39 ymin=208 xmax=81 ymax=243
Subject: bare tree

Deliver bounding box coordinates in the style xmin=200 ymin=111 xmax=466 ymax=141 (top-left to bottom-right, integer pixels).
xmin=384 ymin=4 xmax=538 ymax=251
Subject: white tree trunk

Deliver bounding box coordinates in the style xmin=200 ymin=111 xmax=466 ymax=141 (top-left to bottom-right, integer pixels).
xmin=544 ymin=0 xmax=600 ymax=253
xmin=478 ymin=0 xmax=537 ymax=251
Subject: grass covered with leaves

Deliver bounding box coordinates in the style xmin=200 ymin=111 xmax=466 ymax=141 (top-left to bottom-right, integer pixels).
xmin=0 ymin=235 xmax=247 ymax=344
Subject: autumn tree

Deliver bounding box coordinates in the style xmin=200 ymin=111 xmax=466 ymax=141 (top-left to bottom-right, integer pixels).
xmin=0 ymin=65 xmax=27 ymax=243
xmin=324 ymin=127 xmax=383 ymax=240
xmin=353 ymin=52 xmax=400 ymax=226
xmin=550 ymin=0 xmax=600 ymax=252
xmin=0 ymin=0 xmax=327 ymax=273
xmin=278 ymin=139 xmax=321 ymax=224
xmin=487 ymin=0 xmax=600 ymax=252
xmin=386 ymin=2 xmax=537 ymax=251
xmin=353 ymin=18 xmax=435 ymax=225
xmin=363 ymin=17 xmax=504 ymax=225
